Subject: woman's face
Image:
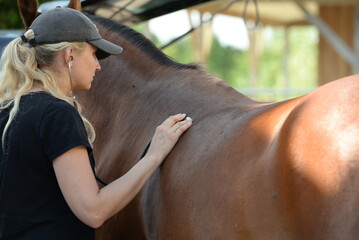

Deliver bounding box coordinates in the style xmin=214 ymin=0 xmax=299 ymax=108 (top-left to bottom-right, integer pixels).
xmin=71 ymin=43 xmax=101 ymax=91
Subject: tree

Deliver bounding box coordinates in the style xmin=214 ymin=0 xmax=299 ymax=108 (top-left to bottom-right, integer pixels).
xmin=207 ymin=37 xmax=249 ymax=88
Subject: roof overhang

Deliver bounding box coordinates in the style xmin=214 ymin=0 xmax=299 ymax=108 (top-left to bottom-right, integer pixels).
xmin=38 ymin=0 xmax=359 ymax=27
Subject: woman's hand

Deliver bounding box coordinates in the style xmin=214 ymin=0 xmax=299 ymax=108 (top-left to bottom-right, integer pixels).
xmin=146 ymin=113 xmax=192 ymax=165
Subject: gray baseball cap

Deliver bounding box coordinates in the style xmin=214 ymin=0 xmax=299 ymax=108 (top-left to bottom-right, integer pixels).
xmin=28 ymin=7 xmax=123 ymax=60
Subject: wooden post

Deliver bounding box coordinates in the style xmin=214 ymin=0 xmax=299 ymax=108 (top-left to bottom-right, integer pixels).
xmin=247 ymin=26 xmax=263 ymax=89
xmin=318 ymin=5 xmax=355 ymax=85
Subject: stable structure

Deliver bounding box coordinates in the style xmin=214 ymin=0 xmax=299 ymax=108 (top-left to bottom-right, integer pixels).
xmin=188 ymin=0 xmax=359 ymax=85
xmin=40 ymin=0 xmax=359 ymax=86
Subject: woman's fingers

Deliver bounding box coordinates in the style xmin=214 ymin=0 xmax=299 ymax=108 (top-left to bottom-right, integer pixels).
xmin=162 ymin=114 xmax=192 ymax=137
xmin=161 ymin=113 xmax=187 ymax=127
xmin=173 ymin=116 xmax=192 ymax=134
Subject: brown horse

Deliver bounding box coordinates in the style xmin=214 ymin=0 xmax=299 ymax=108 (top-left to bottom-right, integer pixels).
xmin=19 ymin=1 xmax=359 ymax=239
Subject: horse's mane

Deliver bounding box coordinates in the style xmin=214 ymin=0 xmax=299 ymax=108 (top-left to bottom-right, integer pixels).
xmin=87 ymin=14 xmax=199 ymax=70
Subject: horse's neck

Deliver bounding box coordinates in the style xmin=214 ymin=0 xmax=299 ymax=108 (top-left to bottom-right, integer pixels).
xmin=94 ymin=23 xmax=254 ymax=112
xmin=96 ymin=23 xmax=253 ymax=110
xmin=102 ymin=59 xmax=255 ymax=121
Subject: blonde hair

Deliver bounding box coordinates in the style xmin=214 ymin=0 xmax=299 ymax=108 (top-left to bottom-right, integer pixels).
xmin=0 ymin=29 xmax=95 ymax=146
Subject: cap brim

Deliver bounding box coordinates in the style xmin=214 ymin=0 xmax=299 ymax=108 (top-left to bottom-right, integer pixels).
xmin=89 ymin=38 xmax=123 ymax=60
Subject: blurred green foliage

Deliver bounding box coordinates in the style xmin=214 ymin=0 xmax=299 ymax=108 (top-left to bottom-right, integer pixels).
xmin=141 ymin=24 xmax=318 ymax=101
xmin=288 ymin=26 xmax=318 ymax=88
xmin=207 ymin=37 xmax=249 ymax=89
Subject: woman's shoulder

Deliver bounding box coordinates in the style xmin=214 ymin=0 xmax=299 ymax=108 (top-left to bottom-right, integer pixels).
xmin=23 ymin=91 xmax=75 ymax=109
xmin=21 ymin=91 xmax=78 ymax=118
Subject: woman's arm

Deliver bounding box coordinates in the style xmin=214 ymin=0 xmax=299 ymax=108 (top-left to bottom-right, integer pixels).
xmin=53 ymin=114 xmax=192 ymax=228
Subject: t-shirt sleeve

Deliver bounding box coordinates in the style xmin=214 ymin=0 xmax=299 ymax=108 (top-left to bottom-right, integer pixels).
xmin=40 ymin=100 xmax=92 ymax=162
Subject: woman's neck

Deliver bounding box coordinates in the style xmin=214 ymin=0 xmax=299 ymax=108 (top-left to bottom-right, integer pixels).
xmin=26 ymin=86 xmax=45 ymax=93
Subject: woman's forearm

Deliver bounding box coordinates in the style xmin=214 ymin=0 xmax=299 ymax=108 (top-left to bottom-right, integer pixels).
xmin=91 ymin=154 xmax=160 ymax=227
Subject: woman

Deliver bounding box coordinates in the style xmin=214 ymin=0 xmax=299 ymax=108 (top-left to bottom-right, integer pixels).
xmin=0 ymin=7 xmax=192 ymax=239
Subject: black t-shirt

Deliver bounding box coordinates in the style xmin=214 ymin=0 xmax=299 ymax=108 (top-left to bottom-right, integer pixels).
xmin=0 ymin=92 xmax=94 ymax=239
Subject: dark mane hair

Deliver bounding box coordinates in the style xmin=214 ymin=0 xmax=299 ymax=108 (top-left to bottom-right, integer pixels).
xmin=87 ymin=14 xmax=199 ymax=70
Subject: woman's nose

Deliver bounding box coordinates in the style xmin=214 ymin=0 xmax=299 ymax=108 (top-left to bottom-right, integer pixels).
xmin=96 ymin=59 xmax=101 ymax=71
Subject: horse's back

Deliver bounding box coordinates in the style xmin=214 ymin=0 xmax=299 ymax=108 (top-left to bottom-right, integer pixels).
xmin=138 ymin=75 xmax=359 ymax=240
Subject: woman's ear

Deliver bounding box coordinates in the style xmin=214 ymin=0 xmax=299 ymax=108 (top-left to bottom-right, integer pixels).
xmin=64 ymin=48 xmax=74 ymax=66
